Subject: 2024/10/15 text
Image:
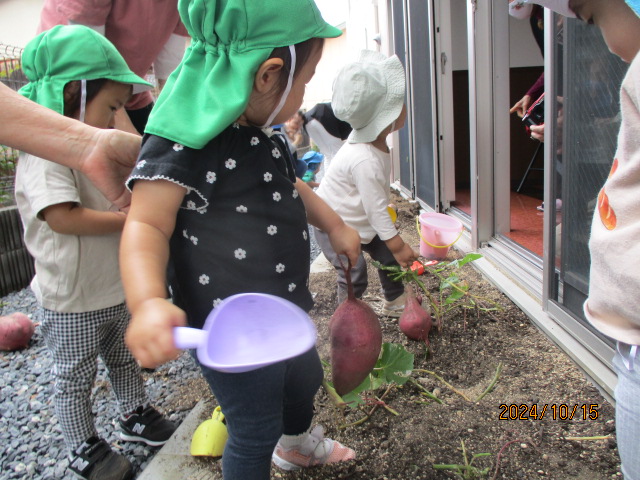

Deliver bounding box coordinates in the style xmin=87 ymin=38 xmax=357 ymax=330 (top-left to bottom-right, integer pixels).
xmin=498 ymin=404 xmax=599 ymax=421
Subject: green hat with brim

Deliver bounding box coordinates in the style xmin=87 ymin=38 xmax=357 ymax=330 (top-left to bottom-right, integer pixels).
xmin=145 ymin=0 xmax=343 ymax=149
xmin=19 ymin=25 xmax=152 ymax=115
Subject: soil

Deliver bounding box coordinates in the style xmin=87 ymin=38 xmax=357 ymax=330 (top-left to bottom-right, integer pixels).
xmin=156 ymin=194 xmax=621 ymax=480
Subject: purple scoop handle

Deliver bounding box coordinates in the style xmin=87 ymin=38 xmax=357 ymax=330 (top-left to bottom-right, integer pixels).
xmin=173 ymin=326 xmax=206 ymax=349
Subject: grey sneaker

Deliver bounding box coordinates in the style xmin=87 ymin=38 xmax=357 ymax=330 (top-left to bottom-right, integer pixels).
xmin=68 ymin=436 xmax=133 ymax=480
xmin=381 ymin=292 xmax=407 ymax=317
xmin=119 ymin=405 xmax=176 ymax=447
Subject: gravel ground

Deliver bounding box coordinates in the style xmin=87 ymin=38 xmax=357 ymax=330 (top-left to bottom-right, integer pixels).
xmin=0 ymin=229 xmax=321 ymax=480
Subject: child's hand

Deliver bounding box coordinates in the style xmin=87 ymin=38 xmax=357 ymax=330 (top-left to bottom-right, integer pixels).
xmin=385 ymin=235 xmax=419 ymax=268
xmin=125 ymin=297 xmax=187 ymax=368
xmin=328 ymin=223 xmax=361 ymax=267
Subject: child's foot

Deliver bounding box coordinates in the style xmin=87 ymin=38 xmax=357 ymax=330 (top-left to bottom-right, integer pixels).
xmin=68 ymin=436 xmax=133 ymax=480
xmin=119 ymin=405 xmax=177 ymax=447
xmin=272 ymin=425 xmax=356 ymax=471
xmin=381 ymin=292 xmax=407 ymax=317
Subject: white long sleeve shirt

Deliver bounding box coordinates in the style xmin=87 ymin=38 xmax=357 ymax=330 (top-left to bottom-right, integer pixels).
xmin=316 ymin=142 xmax=397 ymax=244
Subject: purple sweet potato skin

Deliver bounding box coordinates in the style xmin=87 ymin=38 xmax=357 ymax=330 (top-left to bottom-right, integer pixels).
xmin=329 ymin=259 xmax=382 ymax=396
xmin=0 ymin=312 xmax=35 ymax=351
xmin=330 ymin=297 xmax=382 ymax=396
xmin=399 ymin=286 xmax=432 ymax=345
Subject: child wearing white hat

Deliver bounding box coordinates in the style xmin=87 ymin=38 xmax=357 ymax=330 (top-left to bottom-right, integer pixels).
xmin=537 ymin=1 xmax=640 ymax=477
xmin=315 ymin=50 xmax=419 ymax=316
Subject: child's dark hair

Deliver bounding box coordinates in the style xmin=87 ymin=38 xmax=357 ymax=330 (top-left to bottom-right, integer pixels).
xmin=268 ymin=38 xmax=324 ymax=96
xmin=63 ymin=79 xmax=108 ymax=118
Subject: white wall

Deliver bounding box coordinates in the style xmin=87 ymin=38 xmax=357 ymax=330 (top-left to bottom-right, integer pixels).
xmin=0 ymin=0 xmax=43 ymax=49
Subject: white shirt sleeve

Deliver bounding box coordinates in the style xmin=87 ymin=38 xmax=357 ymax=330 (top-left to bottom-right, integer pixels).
xmin=351 ymin=160 xmax=397 ymax=242
xmin=154 ymin=33 xmax=187 ymax=80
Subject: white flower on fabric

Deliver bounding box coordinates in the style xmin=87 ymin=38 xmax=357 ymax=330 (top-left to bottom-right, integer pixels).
xmin=236 ymin=205 xmax=248 ymax=213
xmin=206 ymin=171 xmax=217 ymax=183
xmin=232 ymin=122 xmax=240 ymax=129
xmin=225 ymin=158 xmax=237 ymax=169
xmin=168 ymin=285 xmax=173 ymax=296
xmin=213 ymin=298 xmax=222 ymax=307
xmin=272 ymin=148 xmax=281 ymax=158
xmin=292 ymin=189 xmax=299 ymax=199
xmin=267 ymin=225 xmax=278 ymax=235
xmin=199 ymin=208 xmax=207 ymax=214
xmin=190 ymin=236 xmax=198 ymax=245
xmin=187 ymin=200 xmax=196 ymax=210
xmin=264 ymin=172 xmax=273 ymax=182
xmin=199 ymin=274 xmax=210 ymax=285
xmin=173 ymin=143 xmax=184 ymax=152
xmin=234 ymin=248 xmax=247 ymax=260
xmin=136 ymin=160 xmax=147 ymax=169
xmin=303 ymin=230 xmax=308 ymax=241
xmin=276 ymin=263 xmax=285 ymax=273
xmin=183 ymin=229 xmax=188 ymax=238
xmin=273 ymin=192 xmax=281 ymax=202
xmin=250 ymin=137 xmax=260 ymax=146
xmin=288 ymin=283 xmax=296 ymax=292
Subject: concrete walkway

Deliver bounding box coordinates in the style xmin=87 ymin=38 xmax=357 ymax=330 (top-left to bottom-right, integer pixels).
xmin=138 ymin=253 xmax=334 ymax=479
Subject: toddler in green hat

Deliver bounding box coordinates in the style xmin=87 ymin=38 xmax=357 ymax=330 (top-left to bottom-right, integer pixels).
xmin=14 ymin=25 xmax=177 ymax=480
xmin=121 ymin=0 xmax=361 ymax=478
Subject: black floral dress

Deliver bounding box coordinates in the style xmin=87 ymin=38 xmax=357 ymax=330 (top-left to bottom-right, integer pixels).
xmin=127 ymin=124 xmax=313 ymax=329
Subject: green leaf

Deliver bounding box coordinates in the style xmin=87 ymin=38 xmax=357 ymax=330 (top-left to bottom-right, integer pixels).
xmin=375 ymin=343 xmax=415 ymax=385
xmin=440 ymin=274 xmax=459 ymax=291
xmin=447 ymin=253 xmax=483 ymax=269
xmin=444 ymin=288 xmax=465 ymax=304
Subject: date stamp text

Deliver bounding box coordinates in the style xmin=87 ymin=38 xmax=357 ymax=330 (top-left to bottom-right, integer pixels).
xmin=498 ymin=404 xmax=599 ymax=421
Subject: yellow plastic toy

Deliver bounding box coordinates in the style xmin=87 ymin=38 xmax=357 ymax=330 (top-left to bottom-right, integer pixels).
xmin=190 ymin=406 xmax=228 ymax=457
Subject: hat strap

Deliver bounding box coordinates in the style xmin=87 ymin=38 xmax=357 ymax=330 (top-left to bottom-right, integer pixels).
xmin=262 ymin=46 xmax=296 ymax=128
xmin=79 ymin=79 xmax=87 ymax=124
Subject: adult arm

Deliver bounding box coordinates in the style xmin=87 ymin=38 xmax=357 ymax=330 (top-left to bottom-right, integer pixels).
xmin=121 ymin=179 xmax=187 ymax=367
xmin=0 ymin=83 xmax=140 ymax=209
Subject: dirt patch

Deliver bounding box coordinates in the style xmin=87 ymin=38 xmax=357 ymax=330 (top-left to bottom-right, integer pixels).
xmin=157 ymin=195 xmax=620 ymax=480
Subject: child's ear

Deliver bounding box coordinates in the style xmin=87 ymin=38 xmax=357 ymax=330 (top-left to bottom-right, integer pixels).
xmin=254 ymin=58 xmax=285 ymax=93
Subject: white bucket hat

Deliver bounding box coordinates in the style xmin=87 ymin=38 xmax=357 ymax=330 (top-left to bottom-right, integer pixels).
xmin=331 ymin=50 xmax=406 ymax=144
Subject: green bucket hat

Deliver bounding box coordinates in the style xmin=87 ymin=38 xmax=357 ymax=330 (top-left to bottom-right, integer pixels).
xmin=19 ymin=25 xmax=152 ymax=115
xmin=144 ymin=0 xmax=343 ymax=149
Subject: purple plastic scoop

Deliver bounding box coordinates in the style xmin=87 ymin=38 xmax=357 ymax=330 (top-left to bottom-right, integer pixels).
xmin=173 ymin=293 xmax=317 ymax=373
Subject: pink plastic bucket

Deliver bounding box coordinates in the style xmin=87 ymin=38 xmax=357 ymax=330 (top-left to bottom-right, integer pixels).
xmin=418 ymin=212 xmax=463 ymax=260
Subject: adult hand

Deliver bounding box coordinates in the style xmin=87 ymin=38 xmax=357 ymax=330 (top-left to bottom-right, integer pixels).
xmin=529 ymin=123 xmax=545 ymax=142
xmin=81 ymin=129 xmax=141 ymax=211
xmin=510 ymin=94 xmax=532 ymax=118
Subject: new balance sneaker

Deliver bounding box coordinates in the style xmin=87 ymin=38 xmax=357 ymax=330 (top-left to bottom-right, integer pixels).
xmin=272 ymin=425 xmax=356 ymax=471
xmin=68 ymin=436 xmax=133 ymax=480
xmin=119 ymin=405 xmax=177 ymax=447
xmin=381 ymin=292 xmax=407 ymax=317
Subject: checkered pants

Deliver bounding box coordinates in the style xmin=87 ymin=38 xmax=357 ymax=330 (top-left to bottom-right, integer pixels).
xmin=41 ymin=303 xmax=147 ymax=452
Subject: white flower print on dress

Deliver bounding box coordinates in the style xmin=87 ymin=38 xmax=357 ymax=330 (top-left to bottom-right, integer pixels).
xmin=288 ymin=283 xmax=296 ymax=292
xmin=173 ymin=143 xmax=184 ymax=152
xmin=303 ymin=230 xmax=308 ymax=241
xmin=250 ymin=137 xmax=260 ymax=146
xmin=225 ymin=158 xmax=237 ymax=170
xmin=273 ymin=192 xmax=281 ymax=202
xmin=264 ymin=172 xmax=273 ymax=182
xmin=236 ymin=205 xmax=248 ymax=213
xmin=213 ymin=298 xmax=222 ymax=308
xmin=187 ymin=200 xmax=196 ymax=210
xmin=190 ymin=236 xmax=198 ymax=245
xmin=276 ymin=263 xmax=285 ymax=273
xmin=292 ymin=189 xmax=299 ymax=199
xmin=267 ymin=225 xmax=277 ymax=236
xmin=272 ymin=148 xmax=281 ymax=158
xmin=136 ymin=160 xmax=147 ymax=169
xmin=234 ymin=248 xmax=247 ymax=260
xmin=199 ymin=274 xmax=210 ymax=285
xmin=183 ymin=229 xmax=189 ymax=238
xmin=206 ymin=171 xmax=216 ymax=183
xmin=233 ymin=122 xmax=240 ymax=129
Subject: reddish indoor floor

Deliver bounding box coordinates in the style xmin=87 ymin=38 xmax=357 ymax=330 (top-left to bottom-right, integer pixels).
xmin=452 ymin=189 xmax=559 ymax=258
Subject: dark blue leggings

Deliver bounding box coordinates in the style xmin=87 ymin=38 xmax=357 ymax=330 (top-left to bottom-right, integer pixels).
xmin=195 ymin=347 xmax=323 ymax=479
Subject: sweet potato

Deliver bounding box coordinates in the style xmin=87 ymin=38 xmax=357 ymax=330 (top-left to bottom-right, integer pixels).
xmin=0 ymin=312 xmax=35 ymax=351
xmin=399 ymin=285 xmax=433 ymax=345
xmin=330 ymin=259 xmax=382 ymax=396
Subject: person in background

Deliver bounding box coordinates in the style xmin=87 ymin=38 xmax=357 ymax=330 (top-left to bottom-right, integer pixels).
xmin=14 ymin=26 xmax=177 ymax=480
xmin=304 ymin=101 xmax=352 ymax=175
xmin=301 ymin=151 xmax=324 ymax=188
xmin=314 ymin=50 xmax=419 ymax=317
xmin=38 ymin=0 xmax=189 ymax=135
xmin=542 ymin=1 xmax=640 ymax=478
xmin=284 ymin=109 xmax=311 ymax=157
xmin=120 ymin=1 xmax=361 ymax=478
xmin=0 ymin=82 xmax=139 ymax=210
